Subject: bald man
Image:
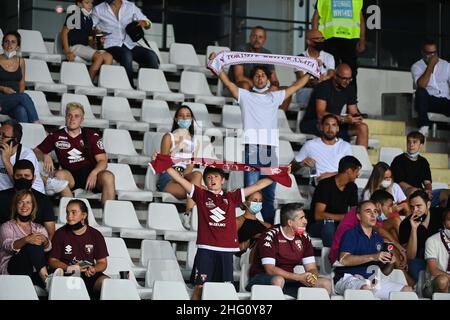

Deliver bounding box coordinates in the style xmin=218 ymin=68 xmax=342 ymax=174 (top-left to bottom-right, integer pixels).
xmin=293 ymin=29 xmax=335 ymax=109
xmin=299 ymin=63 xmax=368 ymax=147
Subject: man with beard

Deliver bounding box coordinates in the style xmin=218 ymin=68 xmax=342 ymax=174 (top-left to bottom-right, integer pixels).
xmin=291 ymin=114 xmax=352 ymax=182
xmin=300 ymin=63 xmax=368 ymax=147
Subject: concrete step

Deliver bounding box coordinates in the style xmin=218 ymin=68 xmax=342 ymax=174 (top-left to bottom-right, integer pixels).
xmin=365 ymin=119 xmax=406 ymax=136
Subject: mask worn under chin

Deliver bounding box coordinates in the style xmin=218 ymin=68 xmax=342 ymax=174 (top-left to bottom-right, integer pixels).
xmin=407 ymin=151 xmax=420 ymax=158
xmin=66 ymin=221 xmax=85 ymax=231
xmin=81 ymin=8 xmax=92 ymax=16
xmin=377 ymin=212 xmax=388 ymax=222
xmin=252 ymin=81 xmax=270 ymax=93
xmin=177 ymin=119 xmax=192 ymax=129
xmin=381 ymin=179 xmax=392 ymax=189
xmin=3 ymin=50 xmax=17 ymax=59
xmin=14 ymin=178 xmax=33 ymax=191
xmin=248 ymin=202 xmax=262 ymax=214
xmin=312 ymin=41 xmax=325 ymax=51
xmin=292 ymin=226 xmax=305 ymax=236
xmin=444 ymin=228 xmax=450 ymax=238
xmin=17 ymin=214 xmax=32 ymax=222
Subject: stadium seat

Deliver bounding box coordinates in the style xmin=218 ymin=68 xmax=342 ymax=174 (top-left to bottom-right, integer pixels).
xmin=0 ymin=275 xmax=39 ymax=300
xmin=278 ymin=140 xmax=295 ymax=166
xmin=139 ymin=240 xmax=177 ymax=269
xmin=60 ymin=62 xmax=107 ymax=97
xmin=344 ymin=289 xmax=377 ymax=300
xmin=224 ymin=136 xmax=244 ymax=163
xmin=146 ymin=203 xmax=197 ymax=241
xmin=180 ymin=71 xmax=226 ymax=106
xmin=142 ymin=131 xmax=166 ymax=158
xmin=380 ymin=268 xmax=407 ymax=285
xmin=98 ymin=65 xmax=146 ymax=99
xmin=389 ymin=291 xmax=419 ymax=300
xmin=100 ymin=279 xmax=141 ymax=300
xmin=58 ymin=197 xmax=113 ymax=236
xmin=20 ymin=122 xmax=47 ymax=149
xmin=18 ymin=29 xmax=62 ymax=63
xmin=239 ymin=263 xmax=251 ymax=293
xmin=182 ymin=102 xmax=224 ymax=131
xmin=205 ymin=45 xmax=231 ymax=68
xmin=202 ymin=282 xmax=239 ymax=300
xmin=48 ymin=277 xmax=90 ymax=300
xmin=432 ymin=293 xmax=450 ymax=300
xmin=103 ymin=200 xmax=156 ymax=240
xmin=169 ymin=42 xmax=206 ymax=72
xmin=297 ymin=287 xmax=330 ymax=300
xmin=144 ymin=259 xmax=185 ymax=288
xmin=25 ymin=90 xmax=66 ymax=125
xmin=275 ymin=173 xmax=307 ymax=205
xmin=143 ymin=24 xmax=175 ymax=51
xmin=24 ymin=59 xmax=67 ymax=93
xmin=142 ymin=40 xmax=176 ymax=73
xmin=53 ymin=32 xmax=88 ymax=64
xmin=227 ymin=170 xmax=244 ymax=191
xmin=250 ymin=285 xmax=285 ymax=300
xmin=277 ymin=110 xmax=307 ymax=143
xmin=102 ymin=128 xmax=150 ymax=166
xmin=152 ymin=280 xmax=190 ymax=300
xmin=101 ymin=96 xmax=150 ymax=132
xmin=186 ymin=240 xmax=197 ymax=270
xmin=60 ymin=93 xmax=109 ymax=128
xmin=222 ymin=104 xmax=243 ymax=129
xmin=351 ymin=145 xmax=373 ymax=178
xmin=379 ymin=147 xmax=403 ymax=165
xmin=140 ymin=100 xmax=173 ymax=130
xmin=320 ymin=247 xmax=332 ymax=275
xmin=104 ymin=237 xmax=146 ymax=278
xmin=138 ymin=68 xmax=185 ymax=102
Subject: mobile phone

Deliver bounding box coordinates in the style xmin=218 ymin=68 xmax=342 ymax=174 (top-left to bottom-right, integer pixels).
xmin=382 ymin=242 xmax=394 ymax=253
xmin=351 ymin=113 xmax=361 ymax=118
xmin=414 ymin=214 xmax=426 ymax=222
xmin=79 ymin=260 xmax=93 ymax=267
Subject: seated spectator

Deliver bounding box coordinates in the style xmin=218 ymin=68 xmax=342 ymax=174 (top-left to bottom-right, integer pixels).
xmin=334 ymin=200 xmax=413 ymax=300
xmin=34 ymin=102 xmax=116 ymax=206
xmin=362 ymin=161 xmax=409 ymax=215
xmin=246 ymin=203 xmax=332 ymax=298
xmin=0 ymin=120 xmax=47 ymax=194
xmin=299 ymin=64 xmax=368 ymax=147
xmin=61 ymin=0 xmax=113 ymax=80
xmin=48 ymin=199 xmax=109 ymax=298
xmin=0 ymin=190 xmax=52 ymax=287
xmin=400 ymin=190 xmax=435 ymax=283
xmin=236 ymin=191 xmax=271 ymax=256
xmin=228 ymin=26 xmax=291 ymax=110
xmin=294 ymin=29 xmax=335 ymax=109
xmin=423 ymin=208 xmax=450 ymax=298
xmin=157 ymin=105 xmax=203 ymax=229
xmin=0 ymin=31 xmax=39 ymax=123
xmin=0 ymin=160 xmax=56 ymax=240
xmin=291 ymin=114 xmax=352 ymax=182
xmin=411 ymin=39 xmax=450 ymax=137
xmin=307 ymin=155 xmax=360 ymax=247
xmin=92 ymin=0 xmax=159 ymax=85
xmin=391 ymin=131 xmax=449 ymax=208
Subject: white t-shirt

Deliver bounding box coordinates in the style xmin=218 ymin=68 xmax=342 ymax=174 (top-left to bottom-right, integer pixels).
xmin=294 ymin=137 xmax=352 ymax=175
xmin=301 ymin=49 xmax=335 ymax=76
xmin=362 ymin=182 xmax=407 ymax=204
xmin=0 ymin=146 xmax=45 ymax=193
xmin=411 ymin=58 xmax=450 ymax=99
xmin=238 ymin=88 xmax=285 ymax=147
xmin=424 ymin=232 xmax=449 ymax=282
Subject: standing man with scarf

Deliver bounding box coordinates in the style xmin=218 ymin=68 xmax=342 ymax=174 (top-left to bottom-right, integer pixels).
xmin=208 ymin=53 xmax=310 ymax=224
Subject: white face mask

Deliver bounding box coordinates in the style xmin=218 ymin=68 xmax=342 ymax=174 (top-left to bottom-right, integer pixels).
xmin=81 ymin=8 xmax=92 ymax=16
xmin=380 ymin=179 xmax=392 ymax=189
xmin=444 ymin=228 xmax=450 ymax=239
xmin=3 ymin=50 xmax=16 ymax=59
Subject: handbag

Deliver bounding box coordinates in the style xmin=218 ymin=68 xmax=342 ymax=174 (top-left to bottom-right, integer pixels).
xmin=125 ymin=21 xmax=151 ymax=48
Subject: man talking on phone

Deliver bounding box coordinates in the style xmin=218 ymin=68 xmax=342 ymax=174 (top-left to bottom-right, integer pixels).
xmin=0 ymin=120 xmax=45 ymax=192
xmin=300 ymin=63 xmax=368 ymax=147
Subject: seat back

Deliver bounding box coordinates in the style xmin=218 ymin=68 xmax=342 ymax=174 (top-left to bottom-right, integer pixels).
xmin=61 ymin=93 xmax=97 ymax=118
xmin=278 ymin=140 xmax=295 ymax=166
xmin=140 ymin=240 xmax=177 ymax=268
xmin=24 ymin=90 xmax=53 ymax=117
xmin=275 ymin=174 xmax=303 ymax=202
xmin=104 ymin=237 xmax=134 ymax=266
xmin=103 ymin=128 xmax=138 ymax=156
xmin=224 ymin=136 xmax=244 ymax=163
xmin=19 ymin=122 xmax=47 ymax=149
xmin=101 ymin=96 xmax=136 ymax=122
xmin=180 ymin=71 xmax=212 ymax=96
xmin=297 ymin=287 xmax=330 ymax=300
xmin=351 ymin=145 xmax=373 ymax=176
xmin=379 ymin=147 xmax=403 ymax=165
xmin=432 ymin=293 xmax=450 ymax=300
xmin=106 ymin=163 xmax=140 ymax=191
xmin=389 ymin=291 xmax=419 ymax=300
xmin=145 ymin=259 xmax=185 ymax=288
xmin=18 ymin=29 xmax=48 ymax=53
xmin=147 ymin=203 xmax=185 ymax=231
xmin=99 ymin=64 xmax=133 ymax=90
xmin=170 ymin=42 xmax=201 ymax=67
xmin=142 ymin=131 xmax=165 ymax=157
xmin=48 ymin=277 xmax=90 ymax=300
xmin=100 ymin=279 xmax=140 ymax=300
xmin=58 ymin=197 xmax=101 ymax=228
xmin=24 ymin=59 xmax=55 ymax=83
xmin=103 ymin=200 xmax=143 ymax=229
xmin=222 ymin=104 xmax=243 ymax=129
xmin=320 ymin=247 xmax=332 ymax=275
xmin=0 ymin=275 xmax=39 ymax=300
xmin=141 ymin=99 xmax=172 ymax=126
xmin=380 ymin=268 xmax=407 ymax=285
xmin=60 ymin=61 xmax=94 ymax=87
xmin=277 ymin=109 xmax=293 ymax=132
xmin=344 ymin=289 xmax=376 ymax=300
xmin=138 ymin=68 xmax=171 ymax=92
xmin=152 ymin=280 xmax=190 ymax=300
xmin=182 ymin=102 xmax=214 ymax=128
xmin=202 ymin=282 xmax=238 ymax=300
xmin=250 ymin=285 xmax=285 ymax=300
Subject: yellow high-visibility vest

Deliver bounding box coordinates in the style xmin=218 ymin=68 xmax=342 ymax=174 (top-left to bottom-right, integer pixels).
xmin=317 ymin=0 xmax=363 ymax=39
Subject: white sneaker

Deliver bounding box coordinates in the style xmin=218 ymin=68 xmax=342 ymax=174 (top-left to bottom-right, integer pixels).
xmin=419 ymin=126 xmax=429 ymax=137
xmin=45 ymin=177 xmax=68 ymax=196
xmin=180 ymin=212 xmax=191 ymax=230
xmin=45 ymin=268 xmax=64 ymax=291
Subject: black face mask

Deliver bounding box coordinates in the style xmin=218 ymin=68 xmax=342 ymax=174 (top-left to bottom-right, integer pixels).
xmin=14 ymin=178 xmax=33 ymax=191
xmin=17 ymin=214 xmax=32 ymax=222
xmin=65 ymin=221 xmax=85 ymax=231
xmin=312 ymin=41 xmax=325 ymax=51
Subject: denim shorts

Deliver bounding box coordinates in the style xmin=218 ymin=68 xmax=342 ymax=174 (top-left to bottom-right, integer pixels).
xmin=157 ymin=172 xmax=172 ymax=192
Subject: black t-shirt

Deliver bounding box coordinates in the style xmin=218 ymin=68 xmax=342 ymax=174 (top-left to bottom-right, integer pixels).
xmin=309 ymin=175 xmax=358 ymax=223
xmin=301 ymin=79 xmax=358 ymax=123
xmin=0 ymin=188 xmax=56 ymax=225
xmin=65 ymin=12 xmax=93 ymax=46
xmin=390 ymin=153 xmax=432 ymax=188
xmin=399 ymin=214 xmax=434 ymax=259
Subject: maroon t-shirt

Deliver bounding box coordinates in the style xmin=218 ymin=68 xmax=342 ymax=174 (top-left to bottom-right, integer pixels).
xmin=190 ymin=185 xmax=244 ymax=252
xmin=37 ymin=127 xmax=105 ymax=171
xmin=50 ymin=225 xmax=109 ymax=266
xmin=250 ymin=225 xmax=315 ymax=277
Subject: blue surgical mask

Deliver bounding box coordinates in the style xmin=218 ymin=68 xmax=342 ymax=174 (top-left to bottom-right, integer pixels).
xmin=248 ymin=202 xmax=262 ymax=214
xmin=252 ymin=81 xmax=270 ymax=93
xmin=377 ymin=212 xmax=388 ymax=222
xmin=407 ymin=151 xmax=420 ymax=158
xmin=177 ymin=119 xmax=192 ymax=129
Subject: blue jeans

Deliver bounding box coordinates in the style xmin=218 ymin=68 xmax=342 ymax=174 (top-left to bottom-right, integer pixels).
xmin=407 ymin=258 xmax=426 ymax=283
xmin=307 ymin=220 xmax=338 ymax=247
xmin=244 ymin=144 xmax=277 ymax=224
xmin=0 ymin=92 xmax=39 ymax=123
xmin=106 ymin=45 xmax=159 ymax=85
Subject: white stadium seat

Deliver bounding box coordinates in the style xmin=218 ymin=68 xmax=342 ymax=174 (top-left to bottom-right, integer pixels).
xmin=18 ymin=29 xmax=62 ymax=63
xmin=98 ymin=65 xmax=146 ymax=99
xmin=101 ymin=96 xmax=150 ymax=132
xmin=48 ymin=277 xmax=90 ymax=300
xmin=139 ymin=240 xmax=177 ymax=270
xmin=389 ymin=291 xmax=419 ymax=300
xmin=20 ymin=122 xmax=47 ymax=149
xmin=0 ymin=275 xmax=39 ymax=300
xmin=147 ymin=40 xmax=177 ymax=73
xmin=100 ymin=279 xmax=141 ymax=300
xmin=351 ymin=145 xmax=373 ymax=178
xmin=379 ymin=147 xmax=403 ymax=165
xmin=152 ymin=280 xmax=190 ymax=300
xmin=250 ymin=285 xmax=285 ymax=300
xmin=180 ymin=71 xmax=226 ymax=106
xmin=102 ymin=128 xmax=150 ymax=166
xmin=138 ymin=68 xmax=185 ymax=102
xmin=202 ymin=282 xmax=238 ymax=300
xmin=297 ymin=287 xmax=330 ymax=300
xmin=104 ymin=237 xmax=146 ymax=278
xmin=222 ymin=104 xmax=243 ymax=129
xmin=144 ymin=259 xmax=185 ymax=289
xmin=24 ymin=59 xmax=67 ymax=93
xmin=344 ymin=289 xmax=377 ymax=300
xmin=141 ymin=100 xmax=173 ymax=130
xmin=60 ymin=93 xmax=109 ymax=129
xmin=25 ymin=90 xmax=65 ymax=125
xmin=432 ymin=292 xmax=450 ymax=300
xmin=60 ymin=62 xmax=107 ymax=97
xmin=170 ymin=42 xmax=206 ymax=72
xmin=277 ymin=110 xmax=307 ymax=143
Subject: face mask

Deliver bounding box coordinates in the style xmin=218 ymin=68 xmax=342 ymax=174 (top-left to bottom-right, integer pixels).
xmin=14 ymin=178 xmax=33 ymax=191
xmin=407 ymin=151 xmax=420 ymax=158
xmin=252 ymin=81 xmax=270 ymax=93
xmin=81 ymin=8 xmax=92 ymax=16
xmin=422 ymin=53 xmax=436 ymax=64
xmin=292 ymin=226 xmax=305 ymax=236
xmin=444 ymin=228 xmax=450 ymax=238
xmin=66 ymin=221 xmax=85 ymax=231
xmin=3 ymin=50 xmax=17 ymax=59
xmin=177 ymin=119 xmax=192 ymax=129
xmin=312 ymin=41 xmax=325 ymax=51
xmin=248 ymin=202 xmax=262 ymax=214
xmin=17 ymin=214 xmax=32 ymax=222
xmin=377 ymin=212 xmax=388 ymax=222
xmin=380 ymin=179 xmax=392 ymax=189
